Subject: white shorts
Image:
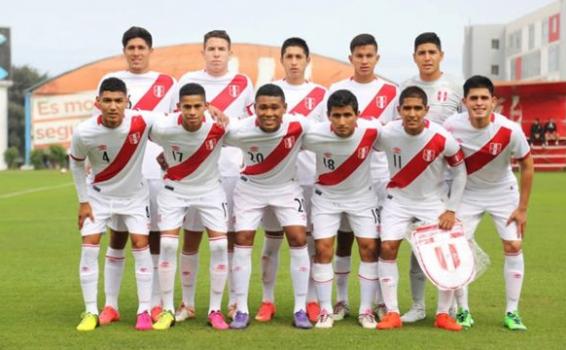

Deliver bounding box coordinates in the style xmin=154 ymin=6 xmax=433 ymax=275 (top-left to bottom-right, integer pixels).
xmin=233 ymin=179 xmax=307 ymax=232
xmin=457 ymin=188 xmax=521 ymax=241
xmin=380 ymin=194 xmax=446 ymax=241
xmin=183 ymin=176 xmax=237 ymax=232
xmin=112 ymin=178 xmax=161 ymax=232
xmin=157 ymin=185 xmax=228 ymax=233
xmin=311 ymin=187 xmax=379 ymax=240
xmin=81 ymin=187 xmax=150 ymax=236
xmin=262 ymin=185 xmax=314 ymax=232
xmin=335 ymin=179 xmax=385 ymax=233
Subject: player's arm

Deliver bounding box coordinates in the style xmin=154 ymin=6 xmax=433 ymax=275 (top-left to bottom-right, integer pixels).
xmin=69 ymin=131 xmax=94 ymax=229
xmin=208 ymin=105 xmax=230 ymax=127
xmin=506 ymin=153 xmax=534 ymax=238
xmin=439 ymin=140 xmax=467 ymax=230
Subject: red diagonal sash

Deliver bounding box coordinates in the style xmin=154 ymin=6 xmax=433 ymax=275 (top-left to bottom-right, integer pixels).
xmin=243 ymin=121 xmax=303 ymax=175
xmin=290 ymin=86 xmax=326 ymax=116
xmin=359 ymin=83 xmax=397 ymax=120
xmin=94 ymin=116 xmax=147 ymax=183
xmin=387 ymin=133 xmax=446 ymax=189
xmin=465 ymin=126 xmax=512 ymax=175
xmin=210 ymin=74 xmax=248 ymax=112
xmin=317 ymin=128 xmax=378 ymax=186
xmin=165 ymin=124 xmax=226 ymax=181
xmin=133 ymin=74 xmax=174 ymax=111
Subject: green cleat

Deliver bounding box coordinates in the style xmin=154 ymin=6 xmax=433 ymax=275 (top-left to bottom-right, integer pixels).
xmin=456 ymin=308 xmax=474 ymax=328
xmin=76 ymin=312 xmax=99 ymax=332
xmin=153 ymin=310 xmax=175 ymax=330
xmin=504 ymin=311 xmax=527 ymax=331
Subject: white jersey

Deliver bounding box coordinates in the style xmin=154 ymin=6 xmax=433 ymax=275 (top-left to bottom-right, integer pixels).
xmin=98 ymin=70 xmax=178 ymax=179
xmin=70 ymin=110 xmax=156 ymax=198
xmin=149 ymin=112 xmax=226 ymax=197
xmin=178 ymin=70 xmax=255 ymax=177
xmin=375 ymin=119 xmax=464 ymax=202
xmin=443 ymin=112 xmax=531 ymax=192
xmin=303 ymin=119 xmax=380 ymax=200
xmin=327 ymin=77 xmax=399 ymax=182
xmin=225 ymin=114 xmax=310 ymax=187
xmin=399 ymin=73 xmax=464 ymax=125
xmin=273 ymin=79 xmax=327 ymax=185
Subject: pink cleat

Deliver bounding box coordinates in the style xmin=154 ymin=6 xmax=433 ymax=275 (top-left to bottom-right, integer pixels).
xmin=135 ymin=311 xmax=153 ymax=331
xmin=208 ymin=310 xmax=230 ymax=330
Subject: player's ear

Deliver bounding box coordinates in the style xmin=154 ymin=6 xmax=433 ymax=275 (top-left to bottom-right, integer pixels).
xmin=283 ymin=102 xmax=288 ymax=113
xmin=375 ymin=53 xmax=380 ymax=64
xmin=306 ymin=56 xmax=311 ymax=65
xmin=94 ymin=96 xmax=101 ymax=109
xmin=439 ymin=50 xmax=444 ymax=61
xmin=348 ymin=54 xmax=353 ymax=64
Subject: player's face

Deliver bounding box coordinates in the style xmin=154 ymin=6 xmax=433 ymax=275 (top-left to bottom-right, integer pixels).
xmin=123 ymin=38 xmax=152 ymax=74
xmin=398 ymin=97 xmax=429 ymax=135
xmin=96 ymin=91 xmax=127 ymax=128
xmin=463 ymin=88 xmax=497 ymax=121
xmin=281 ymin=46 xmax=310 ymax=81
xmin=203 ymin=38 xmax=231 ymax=76
xmin=255 ymin=95 xmax=287 ymax=133
xmin=413 ymin=43 xmax=444 ymax=78
xmin=179 ymin=95 xmax=207 ymax=131
xmin=349 ymin=45 xmax=379 ymax=79
xmin=329 ymin=105 xmax=358 ymax=138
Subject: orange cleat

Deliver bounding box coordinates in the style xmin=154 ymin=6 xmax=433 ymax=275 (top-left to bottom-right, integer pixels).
xmin=255 ymin=302 xmax=276 ymax=322
xmin=434 ymin=313 xmax=462 ymax=331
xmin=99 ymin=306 xmax=120 ymax=325
xmin=151 ymin=306 xmax=163 ymax=323
xmin=306 ymin=302 xmax=321 ymax=322
xmin=377 ymin=312 xmax=402 ymax=330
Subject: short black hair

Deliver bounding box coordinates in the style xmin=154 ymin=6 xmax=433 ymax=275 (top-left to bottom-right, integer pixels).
xmin=281 ymin=37 xmax=310 ymax=58
xmin=99 ymin=77 xmax=127 ymax=96
xmin=204 ymin=30 xmax=231 ymax=48
xmin=255 ymin=83 xmax=285 ymax=102
xmin=463 ymin=75 xmax=494 ymax=97
xmin=414 ymin=32 xmax=442 ymax=52
xmin=179 ymin=83 xmax=206 ymax=101
xmin=327 ymin=89 xmax=359 ymax=114
xmin=399 ymin=86 xmax=428 ymax=106
xmin=350 ymin=33 xmax=378 ymax=53
xmin=122 ymin=26 xmax=153 ymax=48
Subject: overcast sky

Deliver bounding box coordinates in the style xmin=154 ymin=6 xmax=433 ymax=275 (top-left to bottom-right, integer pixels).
xmin=0 ymin=0 xmax=555 ymax=83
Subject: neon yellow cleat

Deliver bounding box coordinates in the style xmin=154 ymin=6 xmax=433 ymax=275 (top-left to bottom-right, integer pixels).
xmin=76 ymin=312 xmax=99 ymax=332
xmin=152 ymin=311 xmax=175 ymax=330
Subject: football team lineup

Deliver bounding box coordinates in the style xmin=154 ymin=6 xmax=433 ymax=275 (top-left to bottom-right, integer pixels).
xmin=69 ymin=27 xmax=533 ymax=334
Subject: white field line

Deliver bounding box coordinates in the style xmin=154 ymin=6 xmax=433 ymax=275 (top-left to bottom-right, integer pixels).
xmin=0 ymin=183 xmax=73 ymax=199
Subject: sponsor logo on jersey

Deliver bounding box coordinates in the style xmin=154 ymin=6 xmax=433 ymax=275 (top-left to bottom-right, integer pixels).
xmin=489 ymin=142 xmax=502 ymax=155
xmin=172 ymin=145 xmax=180 ymax=152
xmin=250 ymin=145 xmax=259 ymax=152
xmin=153 ymin=85 xmax=165 ymax=98
xmin=392 ymin=147 xmax=401 ymax=154
xmin=97 ymin=144 xmax=107 ymax=151
xmin=304 ymin=97 xmax=315 ymax=111
xmin=128 ymin=132 xmax=141 ymax=145
xmin=283 ymin=136 xmax=295 ymax=149
xmin=357 ymin=146 xmax=369 ymax=159
xmin=375 ymin=95 xmax=387 ymax=109
xmin=205 ymin=139 xmax=216 ymax=151
xmin=323 ymin=152 xmax=332 ymax=158
xmin=422 ymin=149 xmax=436 ymax=162
xmin=229 ymin=84 xmax=240 ymax=98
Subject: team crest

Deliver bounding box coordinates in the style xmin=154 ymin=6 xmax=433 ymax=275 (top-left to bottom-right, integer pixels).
xmin=422 ymin=149 xmax=435 ymax=162
xmin=304 ymin=97 xmax=315 ymax=111
xmin=284 ymin=136 xmax=296 ymax=149
xmin=97 ymin=144 xmax=107 ymax=151
xmin=153 ymin=85 xmax=165 ymax=98
xmin=357 ymin=146 xmax=369 ymax=159
xmin=375 ymin=95 xmax=387 ymax=109
xmin=436 ymin=90 xmax=448 ymax=102
xmin=128 ymin=132 xmax=141 ymax=145
xmin=205 ymin=139 xmax=216 ymax=151
xmin=229 ymin=84 xmax=240 ymax=97
xmin=489 ymin=142 xmax=502 ymax=155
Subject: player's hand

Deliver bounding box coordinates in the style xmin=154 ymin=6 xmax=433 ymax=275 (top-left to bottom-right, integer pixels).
xmin=156 ymin=152 xmax=168 ymax=170
xmin=78 ymin=202 xmax=94 ymax=230
xmin=506 ymin=208 xmax=527 ymax=239
xmin=208 ymin=105 xmax=230 ymax=127
xmin=438 ymin=210 xmax=456 ymax=230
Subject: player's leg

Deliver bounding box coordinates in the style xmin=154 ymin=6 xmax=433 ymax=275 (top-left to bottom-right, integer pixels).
xmin=100 ymin=228 xmax=128 ymax=325
xmin=77 ymin=232 xmax=103 ymax=332
xmin=302 ymin=186 xmax=320 ymax=322
xmin=434 ymin=289 xmax=462 ymax=331
xmin=334 ymin=224 xmax=354 ymax=321
xmin=177 ymin=208 xmax=203 ymax=321
xmin=147 ymin=178 xmax=164 ymax=322
xmin=222 ymin=176 xmax=239 ymax=317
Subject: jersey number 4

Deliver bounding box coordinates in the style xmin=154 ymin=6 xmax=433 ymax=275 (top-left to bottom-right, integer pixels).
xmin=102 ymin=151 xmax=110 ymax=163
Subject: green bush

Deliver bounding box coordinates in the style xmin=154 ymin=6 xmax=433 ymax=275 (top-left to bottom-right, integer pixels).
xmin=47 ymin=144 xmax=68 ymax=169
xmin=30 ymin=148 xmax=47 ymax=169
xmin=4 ymin=146 xmax=21 ymax=169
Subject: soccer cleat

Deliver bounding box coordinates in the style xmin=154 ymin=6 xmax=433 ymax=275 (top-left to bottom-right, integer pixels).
xmin=315 ymin=310 xmax=334 ymax=329
xmin=306 ymin=301 xmax=321 ymax=322
xmin=227 ymin=303 xmax=237 ymax=320
xmin=208 ymin=311 xmax=229 ymax=330
xmin=504 ymin=311 xmax=527 ymax=331
xmin=434 ymin=313 xmax=462 ymax=331
xmin=358 ymin=312 xmax=378 ymax=329
xmin=135 ymin=311 xmax=153 ymax=331
xmin=401 ymin=305 xmax=426 ymax=323
xmin=230 ymin=311 xmax=250 ymax=329
xmin=456 ymin=308 xmax=475 ymax=329
xmin=76 ymin=312 xmax=98 ymax=331
xmin=99 ymin=306 xmax=120 ymax=325
xmin=255 ymin=302 xmax=276 ymax=322
xmin=377 ymin=312 xmax=402 ymax=330
xmin=332 ymin=301 xmax=350 ymax=321
xmin=150 ymin=306 xmax=163 ymax=323
xmin=152 ymin=311 xmax=175 ymax=330
xmin=175 ymin=304 xmax=196 ymax=322
xmin=374 ymin=304 xmax=387 ymax=321
xmin=293 ymin=310 xmax=313 ymax=329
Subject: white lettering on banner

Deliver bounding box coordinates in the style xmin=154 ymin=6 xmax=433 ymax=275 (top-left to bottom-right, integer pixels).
xmin=32 ymin=118 xmax=85 ymax=147
xmin=32 ymin=91 xmax=96 ymax=120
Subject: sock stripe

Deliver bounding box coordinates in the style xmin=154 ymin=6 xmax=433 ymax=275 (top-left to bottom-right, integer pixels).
xmin=81 ymin=244 xmax=100 ymax=248
xmin=181 ymin=251 xmax=198 ymax=256
xmin=132 ymin=246 xmax=149 ymax=252
xmin=209 ymin=236 xmax=227 ymax=241
xmin=234 ymin=244 xmax=253 ymax=249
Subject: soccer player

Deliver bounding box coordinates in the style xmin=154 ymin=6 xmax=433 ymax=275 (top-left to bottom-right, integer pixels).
xmin=325 ymin=33 xmax=398 ymax=320
xmin=304 ymin=90 xmax=381 ymax=329
xmin=226 ymin=84 xmax=312 ymax=329
xmin=96 ymin=26 xmax=178 ymax=325
xmin=71 ymin=78 xmax=156 ymax=331
xmin=149 ymin=83 xmax=230 ymax=330
xmin=174 ymin=30 xmax=254 ymax=321
xmin=443 ymin=75 xmax=534 ymax=330
xmin=257 ymin=37 xmax=327 ymax=323
xmin=375 ymin=86 xmax=466 ymax=331
xmin=399 ymin=32 xmax=465 ymax=323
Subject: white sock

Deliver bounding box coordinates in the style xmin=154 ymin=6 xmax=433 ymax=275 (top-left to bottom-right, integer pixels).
xmin=80 ymin=244 xmax=100 ymax=315
xmin=409 ymin=252 xmax=426 ymax=308
xmin=504 ymin=252 xmax=524 ymax=313
xmin=104 ymin=247 xmax=124 ymax=310
xmin=132 ymin=247 xmax=153 ymax=314
xmin=306 ymin=235 xmax=317 ymax=303
xmin=261 ymin=235 xmax=283 ymax=302
xmin=227 ymin=251 xmax=236 ymax=306
xmin=334 ymin=255 xmax=351 ymax=304
xmin=312 ymin=263 xmax=333 ymax=314
xmin=378 ymin=258 xmax=399 ymax=313
xmin=375 ymin=278 xmax=384 ymax=307
xmin=209 ymin=237 xmax=228 ymax=313
xmin=455 ymin=286 xmax=469 ymax=311
xmin=180 ymin=251 xmax=199 ymax=307
xmin=159 ymin=236 xmax=178 ymax=312
xmin=232 ymin=245 xmax=253 ymax=314
xmin=290 ymin=245 xmax=310 ymax=313
xmin=436 ymin=289 xmax=454 ymax=315
xmin=359 ymin=262 xmax=379 ymax=315
xmin=151 ymin=254 xmax=161 ymax=309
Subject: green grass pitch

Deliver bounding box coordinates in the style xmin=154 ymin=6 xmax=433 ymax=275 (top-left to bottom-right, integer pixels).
xmin=0 ymin=170 xmax=564 ymax=349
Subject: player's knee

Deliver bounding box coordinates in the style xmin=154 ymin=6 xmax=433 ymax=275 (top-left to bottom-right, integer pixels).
xmin=81 ymin=234 xmax=101 ymax=245
xmin=380 ymin=241 xmax=400 ymax=260
xmin=235 ymin=230 xmax=255 ymax=246
xmin=130 ymin=235 xmax=149 ymax=250
xmin=315 ymin=243 xmax=333 ymax=263
xmin=358 ymin=241 xmax=378 ymax=262
xmin=503 ymin=240 xmax=522 ymax=254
